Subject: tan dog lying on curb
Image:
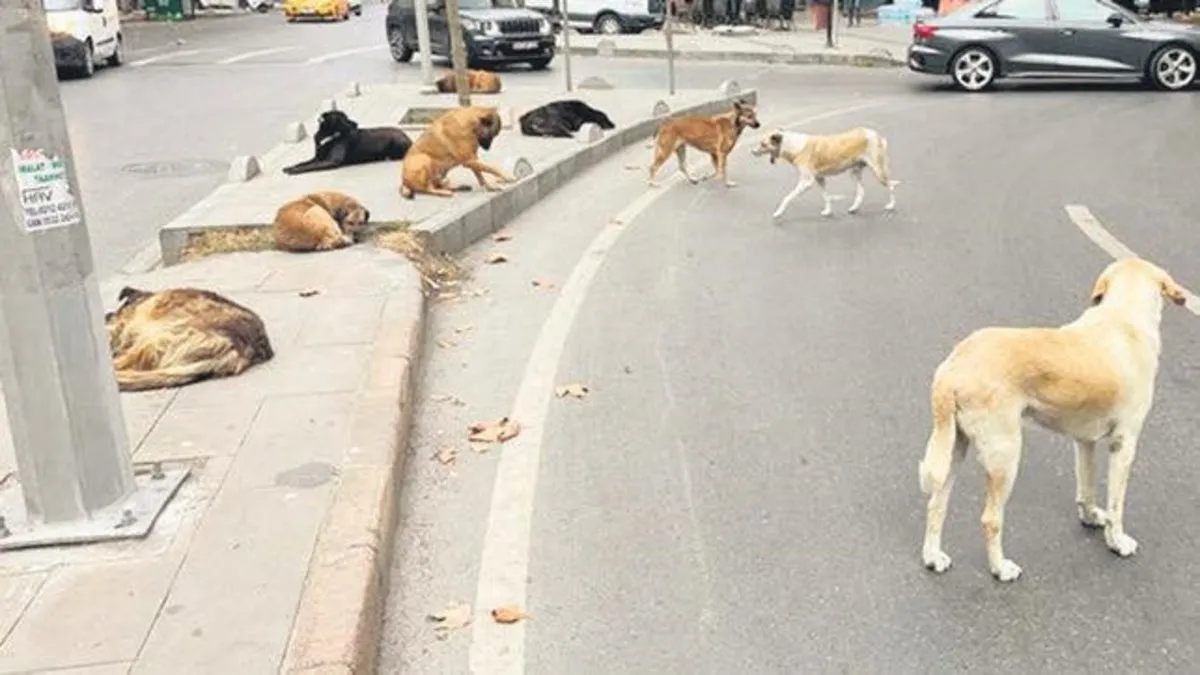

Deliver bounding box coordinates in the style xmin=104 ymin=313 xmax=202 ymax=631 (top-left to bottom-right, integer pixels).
xmin=647 ymin=98 xmax=760 ymax=189
xmin=106 ymin=286 xmax=275 ymax=392
xmin=434 ymin=69 xmax=502 ymax=94
xmin=918 ymin=257 xmax=1188 ymax=583
xmin=750 ymin=126 xmax=898 ymax=219
xmin=400 ymin=105 xmax=513 ymax=199
xmin=273 ymin=191 xmax=370 ymax=252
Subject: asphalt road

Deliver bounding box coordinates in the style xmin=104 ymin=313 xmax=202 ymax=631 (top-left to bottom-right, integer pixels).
xmin=380 ymin=68 xmax=1200 ymax=673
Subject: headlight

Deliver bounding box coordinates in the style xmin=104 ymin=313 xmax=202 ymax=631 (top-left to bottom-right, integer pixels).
xmin=481 ymin=20 xmax=501 ymax=36
xmin=462 ymin=17 xmax=481 ymax=31
xmin=538 ymin=18 xmax=550 ymax=34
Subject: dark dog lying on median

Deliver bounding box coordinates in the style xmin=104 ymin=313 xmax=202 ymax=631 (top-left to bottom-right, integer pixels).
xmin=518 ymin=99 xmax=616 ymax=139
xmin=282 ymin=108 xmax=412 ymax=175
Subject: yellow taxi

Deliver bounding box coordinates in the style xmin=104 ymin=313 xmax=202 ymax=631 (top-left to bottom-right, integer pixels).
xmin=284 ymin=0 xmax=350 ymax=22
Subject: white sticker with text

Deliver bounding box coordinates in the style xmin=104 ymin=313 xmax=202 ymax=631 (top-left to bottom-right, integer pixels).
xmin=10 ymin=148 xmax=82 ymax=232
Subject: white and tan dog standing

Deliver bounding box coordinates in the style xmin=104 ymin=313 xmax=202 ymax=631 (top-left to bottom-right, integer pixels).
xmin=751 ymin=127 xmax=898 ymax=219
xmin=918 ymin=257 xmax=1188 ymax=583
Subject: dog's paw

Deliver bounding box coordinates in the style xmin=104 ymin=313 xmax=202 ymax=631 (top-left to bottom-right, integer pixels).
xmin=820 ymin=209 xmax=834 ymax=218
xmin=884 ymin=202 xmax=897 ymax=212
xmin=724 ymin=180 xmax=738 ymax=188
xmin=991 ymin=559 xmax=1023 ymax=583
xmin=922 ymin=549 xmax=952 ymax=574
xmin=1106 ymin=531 xmax=1139 ymax=557
xmin=1077 ymin=504 xmax=1108 ymax=529
xmin=847 ymin=205 xmax=861 ymax=215
xmin=647 ymin=181 xmax=660 ymax=189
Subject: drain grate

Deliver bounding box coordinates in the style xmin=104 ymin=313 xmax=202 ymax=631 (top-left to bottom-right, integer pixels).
xmin=121 ymin=159 xmax=228 ymax=178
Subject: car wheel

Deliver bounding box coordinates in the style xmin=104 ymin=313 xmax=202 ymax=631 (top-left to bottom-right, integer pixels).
xmin=594 ymin=12 xmax=622 ymax=34
xmin=107 ymin=34 xmax=124 ymax=67
xmin=1149 ymin=44 xmax=1197 ymax=91
xmin=79 ymin=41 xmax=96 ymax=78
xmin=527 ymin=57 xmax=551 ymax=70
xmin=354 ymin=5 xmax=362 ymax=14
xmin=950 ymin=46 xmax=996 ymax=92
xmin=389 ymin=28 xmax=414 ymax=62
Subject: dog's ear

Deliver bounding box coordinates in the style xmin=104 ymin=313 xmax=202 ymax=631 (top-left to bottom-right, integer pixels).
xmin=769 ymin=131 xmax=783 ymax=146
xmin=1161 ymin=275 xmax=1188 ymax=307
xmin=475 ymin=110 xmax=501 ymax=149
xmin=732 ymin=99 xmax=744 ymax=111
xmin=362 ymin=208 xmax=371 ymax=223
xmin=1090 ymin=274 xmax=1109 ymax=306
xmin=117 ymin=286 xmax=145 ymax=303
xmin=331 ymin=204 xmax=348 ymax=224
xmin=329 ymin=100 xmax=338 ymax=112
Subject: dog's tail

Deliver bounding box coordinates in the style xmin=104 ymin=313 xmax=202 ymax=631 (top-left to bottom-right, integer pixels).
xmin=877 ymin=136 xmax=901 ymax=189
xmin=115 ymin=361 xmax=221 ymax=392
xmin=918 ymin=373 xmax=958 ymax=497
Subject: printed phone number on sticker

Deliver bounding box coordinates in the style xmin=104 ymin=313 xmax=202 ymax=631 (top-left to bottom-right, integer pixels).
xmin=22 ymin=201 xmax=80 ymax=230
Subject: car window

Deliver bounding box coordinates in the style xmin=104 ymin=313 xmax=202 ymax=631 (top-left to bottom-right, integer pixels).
xmin=1055 ymin=0 xmax=1114 ymax=20
xmin=975 ymin=0 xmax=1047 ymax=19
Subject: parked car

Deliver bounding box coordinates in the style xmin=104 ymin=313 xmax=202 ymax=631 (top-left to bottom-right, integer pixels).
xmin=45 ymin=0 xmax=124 ymax=79
xmin=906 ymin=0 xmax=1200 ymax=91
xmin=524 ymin=0 xmax=664 ymax=35
xmin=284 ymin=0 xmax=351 ymax=21
xmin=387 ymin=0 xmax=556 ymax=69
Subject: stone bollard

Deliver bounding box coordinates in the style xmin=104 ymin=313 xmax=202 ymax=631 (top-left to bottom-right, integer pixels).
xmin=506 ymin=157 xmax=535 ymax=181
xmin=577 ymin=75 xmax=613 ymax=90
xmin=283 ymin=122 xmax=308 ymax=143
xmin=345 ymin=81 xmax=362 ymax=97
xmin=718 ymin=80 xmax=741 ymax=98
xmin=576 ymin=122 xmax=604 ymax=144
xmin=652 ymin=100 xmax=671 ymax=117
xmin=227 ymin=156 xmax=262 ymax=183
xmin=596 ymin=39 xmax=616 ymax=57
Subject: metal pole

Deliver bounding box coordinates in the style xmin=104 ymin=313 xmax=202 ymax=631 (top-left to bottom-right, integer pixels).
xmin=665 ymin=2 xmax=676 ymax=95
xmin=445 ymin=0 xmax=472 ymax=106
xmin=0 ymin=0 xmax=187 ymax=551
xmin=825 ymin=0 xmax=833 ymax=47
xmin=831 ymin=0 xmax=839 ymax=47
xmin=415 ymin=0 xmax=434 ymax=85
xmin=560 ymin=0 xmax=573 ymax=91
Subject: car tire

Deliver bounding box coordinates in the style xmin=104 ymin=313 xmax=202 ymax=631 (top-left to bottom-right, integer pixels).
xmin=354 ymin=5 xmax=362 ymax=14
xmin=950 ymin=46 xmax=996 ymax=92
xmin=107 ymin=34 xmax=124 ymax=67
xmin=1148 ymin=44 xmax=1198 ymax=91
xmin=527 ymin=57 xmax=551 ymax=70
xmin=389 ymin=28 xmax=414 ymax=62
xmin=78 ymin=41 xmax=96 ymax=79
xmin=594 ymin=11 xmax=622 ymax=35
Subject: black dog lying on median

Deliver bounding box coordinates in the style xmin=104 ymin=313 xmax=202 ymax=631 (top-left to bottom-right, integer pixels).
xmin=518 ymin=99 xmax=616 ymax=139
xmin=282 ymin=108 xmax=413 ymax=175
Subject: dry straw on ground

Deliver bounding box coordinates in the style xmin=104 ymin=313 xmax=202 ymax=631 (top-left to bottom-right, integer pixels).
xmin=178 ymin=222 xmax=467 ymax=291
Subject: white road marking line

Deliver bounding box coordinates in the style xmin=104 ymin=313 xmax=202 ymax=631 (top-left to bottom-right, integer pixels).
xmin=1064 ymin=204 xmax=1200 ymax=315
xmin=128 ymin=49 xmax=209 ymax=67
xmin=468 ymin=98 xmax=910 ymax=675
xmin=216 ymin=46 xmax=298 ymax=64
xmin=305 ymin=45 xmax=386 ymax=64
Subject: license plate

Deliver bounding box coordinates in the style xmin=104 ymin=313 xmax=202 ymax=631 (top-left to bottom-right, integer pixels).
xmin=512 ymin=41 xmax=538 ymax=50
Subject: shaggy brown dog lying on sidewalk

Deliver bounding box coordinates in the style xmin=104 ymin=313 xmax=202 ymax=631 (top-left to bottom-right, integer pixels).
xmin=434 ymin=69 xmax=502 ymax=94
xmin=106 ymin=287 xmax=274 ymax=392
xmin=400 ymin=105 xmax=513 ymax=199
xmin=273 ymin=191 xmax=371 ymax=252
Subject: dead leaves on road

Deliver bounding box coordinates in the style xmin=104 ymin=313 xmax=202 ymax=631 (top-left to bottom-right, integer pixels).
xmin=490 ymin=606 xmax=529 ymax=624
xmin=469 ymin=417 xmax=521 ymax=444
xmin=483 ymin=252 xmax=509 ymax=265
xmin=428 ymin=600 xmax=472 ymax=640
xmin=555 ymin=383 xmax=590 ymax=399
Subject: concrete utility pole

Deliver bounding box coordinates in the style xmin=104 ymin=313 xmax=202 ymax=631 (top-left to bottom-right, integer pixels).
xmin=560 ymin=0 xmax=573 ymax=91
xmin=415 ymin=0 xmax=434 ymax=85
xmin=0 ymin=0 xmax=188 ymax=551
xmin=445 ymin=0 xmax=472 ymax=106
xmin=664 ymin=2 xmax=676 ymax=96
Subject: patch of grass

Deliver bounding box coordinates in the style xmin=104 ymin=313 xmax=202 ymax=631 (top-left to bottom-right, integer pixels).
xmin=370 ymin=225 xmax=468 ymax=293
xmin=179 ymin=226 xmax=275 ymax=263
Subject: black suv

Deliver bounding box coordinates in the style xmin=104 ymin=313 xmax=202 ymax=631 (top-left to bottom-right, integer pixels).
xmin=387 ymin=0 xmax=556 ymax=70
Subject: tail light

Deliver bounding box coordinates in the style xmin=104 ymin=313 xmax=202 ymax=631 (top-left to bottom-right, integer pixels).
xmin=913 ymin=22 xmax=938 ymax=40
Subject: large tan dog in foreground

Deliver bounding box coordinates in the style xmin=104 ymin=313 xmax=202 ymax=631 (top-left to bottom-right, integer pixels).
xmin=106 ymin=287 xmax=275 ymax=392
xmin=400 ymin=105 xmax=513 ymax=199
xmin=273 ymin=191 xmax=370 ymax=252
xmin=918 ymin=257 xmax=1188 ymax=582
xmin=647 ymin=98 xmax=760 ymax=188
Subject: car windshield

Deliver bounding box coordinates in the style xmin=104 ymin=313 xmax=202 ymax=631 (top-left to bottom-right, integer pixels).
xmin=458 ymin=0 xmax=517 ymax=8
xmin=43 ymin=0 xmax=82 ymax=11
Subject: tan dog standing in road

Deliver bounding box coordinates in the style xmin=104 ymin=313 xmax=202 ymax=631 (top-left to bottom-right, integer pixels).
xmin=273 ymin=191 xmax=371 ymax=252
xmin=400 ymin=105 xmax=513 ymax=199
xmin=434 ymin=69 xmax=503 ymax=94
xmin=751 ymin=126 xmax=898 ymax=219
xmin=918 ymin=257 xmax=1188 ymax=583
xmin=647 ymin=98 xmax=761 ymax=189
xmin=106 ymin=286 xmax=275 ymax=392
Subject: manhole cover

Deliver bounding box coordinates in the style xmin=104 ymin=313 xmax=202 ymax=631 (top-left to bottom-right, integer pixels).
xmin=121 ymin=159 xmax=227 ymax=178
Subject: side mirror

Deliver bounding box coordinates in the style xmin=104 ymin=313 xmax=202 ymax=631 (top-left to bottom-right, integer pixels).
xmin=1106 ymin=12 xmax=1123 ymax=27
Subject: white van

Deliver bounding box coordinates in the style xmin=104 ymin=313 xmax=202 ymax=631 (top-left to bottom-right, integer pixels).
xmin=44 ymin=0 xmax=124 ymax=78
xmin=526 ymin=0 xmax=663 ymax=35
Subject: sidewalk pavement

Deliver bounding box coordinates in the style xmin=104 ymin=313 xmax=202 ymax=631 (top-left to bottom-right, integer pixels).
xmin=561 ymin=21 xmax=912 ymax=66
xmin=0 ymin=246 xmax=424 ymax=675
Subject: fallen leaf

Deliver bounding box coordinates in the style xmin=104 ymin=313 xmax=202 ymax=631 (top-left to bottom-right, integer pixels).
xmin=483 ymin=252 xmax=509 ymax=264
xmin=490 ymin=606 xmax=529 ymax=624
xmin=492 ymin=231 xmax=513 ymax=242
xmin=623 ymin=365 xmax=633 ymax=374
xmin=431 ymin=393 xmax=467 ymax=406
xmin=469 ymin=442 xmax=492 ymax=454
xmin=555 ymin=383 xmax=590 ymax=399
xmin=433 ymin=447 xmax=458 ymax=465
xmin=623 ymin=163 xmax=640 ymax=170
xmin=531 ymin=279 xmax=556 ymax=289
xmin=427 ymin=600 xmax=472 ymax=640
xmin=469 ymin=417 xmax=521 ymax=444
xmin=436 ymin=337 xmax=458 ymax=349
xmin=454 ymin=324 xmax=474 ymax=334
xmin=298 ymin=289 xmax=320 ymax=298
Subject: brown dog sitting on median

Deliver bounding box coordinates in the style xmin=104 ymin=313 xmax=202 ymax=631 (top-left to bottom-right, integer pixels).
xmin=400 ymin=105 xmax=513 ymax=199
xmin=434 ymin=69 xmax=502 ymax=94
xmin=106 ymin=286 xmax=275 ymax=392
xmin=647 ymin=98 xmax=761 ymax=189
xmin=273 ymin=191 xmax=371 ymax=253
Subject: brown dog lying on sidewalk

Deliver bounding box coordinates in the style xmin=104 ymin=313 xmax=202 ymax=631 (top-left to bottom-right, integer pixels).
xmin=918 ymin=257 xmax=1188 ymax=583
xmin=647 ymin=98 xmax=761 ymax=189
xmin=434 ymin=69 xmax=502 ymax=94
xmin=400 ymin=105 xmax=513 ymax=199
xmin=106 ymin=287 xmax=275 ymax=392
xmin=273 ymin=191 xmax=371 ymax=252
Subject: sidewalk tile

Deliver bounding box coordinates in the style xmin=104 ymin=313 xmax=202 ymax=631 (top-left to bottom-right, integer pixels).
xmin=29 ymin=662 xmax=132 ymax=674
xmin=296 ymin=295 xmax=387 ymax=348
xmin=223 ymin=393 xmax=354 ymax=491
xmin=0 ymin=573 xmax=46 ymax=643
xmin=135 ymin=402 xmax=261 ymax=462
xmin=264 ymin=344 xmax=371 ymax=397
xmin=120 ymin=390 xmax=177 ymax=450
